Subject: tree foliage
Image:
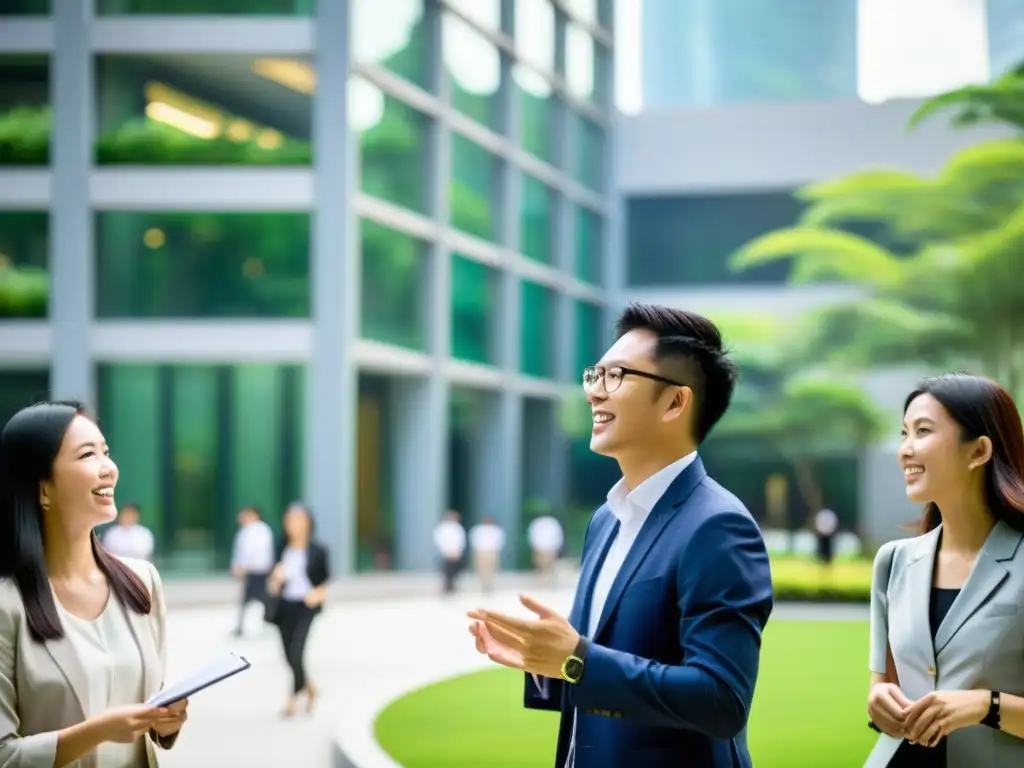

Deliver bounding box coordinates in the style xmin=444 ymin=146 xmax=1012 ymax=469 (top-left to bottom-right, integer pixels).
xmin=729 ymin=61 xmax=1024 ymax=393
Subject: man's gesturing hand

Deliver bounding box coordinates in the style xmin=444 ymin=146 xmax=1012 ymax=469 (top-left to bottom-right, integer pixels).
xmin=467 ymin=594 xmax=580 ymax=678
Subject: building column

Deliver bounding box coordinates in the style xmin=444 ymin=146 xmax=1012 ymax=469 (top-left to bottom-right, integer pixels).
xmin=50 ymin=1 xmax=94 ymax=404
xmin=393 ymin=0 xmax=449 ymax=571
xmin=466 ymin=0 xmax=524 ymax=564
xmin=306 ymin=0 xmax=357 ymax=575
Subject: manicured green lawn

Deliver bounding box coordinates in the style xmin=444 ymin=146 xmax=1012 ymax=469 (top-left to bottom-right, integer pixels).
xmin=376 ymin=620 xmax=877 ymax=767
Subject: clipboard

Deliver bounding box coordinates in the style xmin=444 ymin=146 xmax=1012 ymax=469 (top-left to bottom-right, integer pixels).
xmin=146 ymin=652 xmax=252 ymax=708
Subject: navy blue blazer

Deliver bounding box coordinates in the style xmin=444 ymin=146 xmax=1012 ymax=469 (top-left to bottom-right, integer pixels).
xmin=524 ymin=456 xmax=774 ymax=768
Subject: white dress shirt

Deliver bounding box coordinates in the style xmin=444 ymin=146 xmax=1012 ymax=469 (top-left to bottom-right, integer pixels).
xmin=469 ymin=523 xmax=506 ymax=554
xmin=231 ymin=520 xmax=275 ymax=573
xmin=102 ymin=524 xmax=155 ymax=562
xmin=433 ymin=520 xmax=467 ymax=560
xmin=527 ymin=516 xmax=564 ymax=554
xmin=567 ymin=451 xmax=697 ymax=768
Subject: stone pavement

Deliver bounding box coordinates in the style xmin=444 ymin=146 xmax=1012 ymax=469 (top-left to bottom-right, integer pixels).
xmin=156 ymin=578 xmax=867 ymax=768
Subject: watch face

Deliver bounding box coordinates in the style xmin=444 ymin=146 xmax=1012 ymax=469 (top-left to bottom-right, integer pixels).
xmin=564 ymin=658 xmax=583 ymax=680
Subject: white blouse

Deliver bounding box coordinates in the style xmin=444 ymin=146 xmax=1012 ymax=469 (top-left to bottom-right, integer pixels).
xmin=280 ymin=547 xmax=313 ymax=601
xmin=56 ymin=594 xmax=147 ymax=768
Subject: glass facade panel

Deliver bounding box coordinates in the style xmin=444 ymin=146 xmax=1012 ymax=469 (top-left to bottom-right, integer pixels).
xmin=0 ymin=369 xmax=49 ymax=428
xmin=98 ymin=0 xmax=311 ymax=12
xmin=642 ymin=0 xmax=858 ymax=109
xmin=446 ymin=0 xmax=502 ymax=33
xmin=95 ymin=212 xmax=310 ymax=318
xmin=565 ymin=24 xmax=597 ymax=103
xmin=360 ymin=219 xmax=430 ymax=351
xmin=352 ymin=0 xmax=430 ymax=90
xmin=0 ymin=56 xmax=49 ymax=166
xmin=573 ymin=205 xmax=602 ymax=285
xmin=356 ymin=374 xmax=397 ymax=571
xmin=98 ymin=364 xmax=163 ymax=554
xmin=352 ymin=79 xmax=431 ymax=215
xmin=565 ymin=0 xmax=599 ymax=25
xmin=98 ymin=363 xmax=304 ymax=573
xmin=444 ymin=11 xmax=502 ymax=132
xmin=626 ymin=192 xmax=798 ymax=287
xmin=0 ymin=1 xmax=49 ymax=13
xmin=451 ymin=253 xmax=499 ymax=365
xmin=519 ymin=174 xmax=556 ymax=264
xmin=450 ymin=133 xmax=501 ymax=242
xmin=571 ymin=111 xmax=604 ymax=192
xmin=515 ymin=67 xmax=557 ymax=165
xmin=520 ymin=280 xmax=556 ymax=378
xmin=515 ymin=0 xmax=556 ymax=74
xmin=0 ymin=211 xmax=48 ymax=318
xmin=95 ymin=55 xmax=312 ymax=165
xmin=574 ymin=300 xmax=605 ymax=374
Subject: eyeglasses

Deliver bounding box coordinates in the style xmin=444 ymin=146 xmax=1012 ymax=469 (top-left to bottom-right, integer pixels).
xmin=582 ymin=366 xmax=684 ymax=394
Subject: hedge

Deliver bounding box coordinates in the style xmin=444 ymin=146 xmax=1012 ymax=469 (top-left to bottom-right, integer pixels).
xmin=771 ymin=555 xmax=872 ymax=603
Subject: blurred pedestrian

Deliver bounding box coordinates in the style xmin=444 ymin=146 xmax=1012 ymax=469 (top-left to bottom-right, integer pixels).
xmin=433 ymin=509 xmax=466 ymax=595
xmin=102 ymin=501 xmax=155 ymax=562
xmin=813 ymin=506 xmax=838 ymax=566
xmin=266 ymin=502 xmax=330 ymax=718
xmin=230 ymin=505 xmax=275 ymax=637
xmin=527 ymin=512 xmax=564 ymax=585
xmin=469 ymin=516 xmax=506 ymax=594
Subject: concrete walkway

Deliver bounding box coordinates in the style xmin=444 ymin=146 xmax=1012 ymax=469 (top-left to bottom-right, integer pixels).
xmin=157 ymin=584 xmax=867 ymax=768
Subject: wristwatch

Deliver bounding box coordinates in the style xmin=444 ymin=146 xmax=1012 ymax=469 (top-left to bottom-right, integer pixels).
xmin=561 ymin=637 xmax=591 ymax=684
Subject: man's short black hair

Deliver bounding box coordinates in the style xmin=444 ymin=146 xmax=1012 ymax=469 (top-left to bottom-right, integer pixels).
xmin=615 ymin=302 xmax=739 ymax=443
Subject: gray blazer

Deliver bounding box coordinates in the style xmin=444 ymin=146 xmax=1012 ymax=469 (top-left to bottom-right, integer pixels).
xmin=865 ymin=521 xmax=1024 ymax=767
xmin=0 ymin=557 xmax=176 ymax=768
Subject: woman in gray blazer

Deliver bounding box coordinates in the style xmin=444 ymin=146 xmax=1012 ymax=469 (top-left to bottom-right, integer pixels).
xmin=865 ymin=373 xmax=1024 ymax=767
xmin=0 ymin=401 xmax=188 ymax=768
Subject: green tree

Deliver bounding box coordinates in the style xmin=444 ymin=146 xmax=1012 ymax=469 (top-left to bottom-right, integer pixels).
xmin=729 ymin=62 xmax=1024 ymax=391
xmin=713 ymin=314 xmax=887 ymax=522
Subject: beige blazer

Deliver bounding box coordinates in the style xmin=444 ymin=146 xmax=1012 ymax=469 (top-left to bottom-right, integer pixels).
xmin=865 ymin=521 xmax=1024 ymax=766
xmin=0 ymin=557 xmax=176 ymax=768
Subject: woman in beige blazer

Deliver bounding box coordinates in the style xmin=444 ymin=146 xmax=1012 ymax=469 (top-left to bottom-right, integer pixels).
xmin=865 ymin=374 xmax=1024 ymax=767
xmin=0 ymin=401 xmax=189 ymax=768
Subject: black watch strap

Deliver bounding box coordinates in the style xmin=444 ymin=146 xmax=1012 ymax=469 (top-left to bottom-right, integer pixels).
xmin=981 ymin=691 xmax=1002 ymax=730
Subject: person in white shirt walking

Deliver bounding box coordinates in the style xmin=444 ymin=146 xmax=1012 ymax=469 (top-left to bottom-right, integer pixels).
xmin=101 ymin=501 xmax=155 ymax=561
xmin=527 ymin=513 xmax=564 ymax=585
xmin=231 ymin=505 xmax=275 ymax=637
xmin=433 ymin=510 xmax=466 ymax=595
xmin=469 ymin=516 xmax=506 ymax=594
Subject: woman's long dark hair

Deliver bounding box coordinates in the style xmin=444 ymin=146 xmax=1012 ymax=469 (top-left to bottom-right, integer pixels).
xmin=0 ymin=401 xmax=152 ymax=642
xmin=905 ymin=373 xmax=1024 ymax=535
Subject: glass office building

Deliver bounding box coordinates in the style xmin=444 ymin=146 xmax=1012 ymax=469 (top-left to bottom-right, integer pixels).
xmin=0 ymin=0 xmax=614 ymax=575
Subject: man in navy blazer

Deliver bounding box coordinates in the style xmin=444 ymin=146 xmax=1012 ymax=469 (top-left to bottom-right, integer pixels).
xmin=469 ymin=303 xmax=774 ymax=767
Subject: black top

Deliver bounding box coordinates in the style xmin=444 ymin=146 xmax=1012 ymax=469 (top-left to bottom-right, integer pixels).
xmin=890 ymin=587 xmax=960 ymax=768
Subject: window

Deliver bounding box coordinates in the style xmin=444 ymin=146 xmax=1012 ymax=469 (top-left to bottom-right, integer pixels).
xmin=519 ymin=174 xmax=556 ymax=264
xmin=96 ymin=56 xmax=311 ymax=165
xmin=573 ymin=205 xmax=602 ymax=285
xmin=451 ymin=253 xmax=499 ymax=365
xmin=97 ymin=363 xmax=304 ymax=573
xmin=95 ymin=212 xmax=310 ymax=318
xmin=626 ymin=192 xmax=798 ymax=287
xmin=360 ymin=219 xmax=430 ymax=351
xmin=352 ymin=80 xmax=431 ymax=215
xmin=574 ymin=301 xmax=604 ymax=374
xmin=445 ymin=11 xmax=502 ymax=132
xmin=0 ymin=212 xmax=48 ymax=318
xmin=352 ymin=0 xmax=431 ymax=91
xmin=98 ymin=0 xmax=312 ymax=12
xmin=450 ymin=133 xmax=502 ymax=242
xmin=571 ymin=111 xmax=604 ymax=192
xmin=0 ymin=55 xmax=49 ymax=165
xmin=520 ymin=280 xmax=556 ymax=378
xmin=0 ymin=369 xmax=49 ymax=428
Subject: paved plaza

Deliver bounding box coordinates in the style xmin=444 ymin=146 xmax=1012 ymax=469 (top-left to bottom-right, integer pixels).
xmin=158 ymin=580 xmax=868 ymax=768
